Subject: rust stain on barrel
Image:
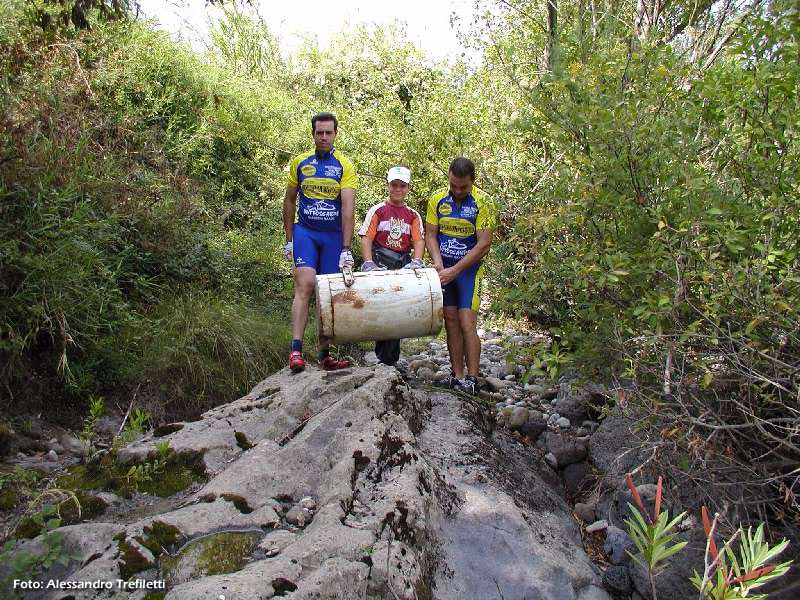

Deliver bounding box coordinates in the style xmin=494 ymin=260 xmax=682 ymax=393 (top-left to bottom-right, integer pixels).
xmin=332 ymin=290 xmax=364 ymax=309
xmin=373 ymin=287 xmax=385 ymax=294
xmin=392 ymin=285 xmax=404 ymax=292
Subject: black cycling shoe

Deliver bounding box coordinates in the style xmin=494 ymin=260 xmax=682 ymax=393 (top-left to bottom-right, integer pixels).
xmin=454 ymin=375 xmax=480 ymax=396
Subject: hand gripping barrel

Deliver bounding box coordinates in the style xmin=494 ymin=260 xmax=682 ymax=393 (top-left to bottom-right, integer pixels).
xmin=315 ymin=268 xmax=444 ymax=344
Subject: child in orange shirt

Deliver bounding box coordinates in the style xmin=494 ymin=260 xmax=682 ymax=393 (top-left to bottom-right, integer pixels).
xmin=358 ymin=166 xmax=425 ymax=365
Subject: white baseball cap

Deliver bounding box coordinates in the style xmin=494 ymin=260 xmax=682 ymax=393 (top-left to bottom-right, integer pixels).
xmin=386 ymin=166 xmax=411 ymax=184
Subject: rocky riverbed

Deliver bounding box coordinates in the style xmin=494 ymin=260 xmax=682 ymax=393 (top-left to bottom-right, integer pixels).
xmin=2 ymin=330 xmax=795 ymax=599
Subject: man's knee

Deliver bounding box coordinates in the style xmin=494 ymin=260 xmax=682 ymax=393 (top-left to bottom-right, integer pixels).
xmin=444 ymin=307 xmax=459 ymax=324
xmin=294 ymin=270 xmax=316 ymax=299
xmin=458 ymin=311 xmax=478 ymax=336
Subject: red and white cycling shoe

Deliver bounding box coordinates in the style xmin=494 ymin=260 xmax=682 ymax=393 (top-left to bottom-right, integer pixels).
xmin=289 ymin=351 xmax=306 ymax=373
xmin=321 ymin=356 xmax=351 ymax=371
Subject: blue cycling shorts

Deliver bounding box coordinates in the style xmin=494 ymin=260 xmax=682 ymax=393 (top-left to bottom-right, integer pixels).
xmin=293 ymin=222 xmax=342 ymax=275
xmin=442 ymin=262 xmax=484 ymax=311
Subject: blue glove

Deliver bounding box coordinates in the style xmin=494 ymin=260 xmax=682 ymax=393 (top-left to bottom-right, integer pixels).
xmin=404 ymin=258 xmax=425 ymax=269
xmin=361 ymin=260 xmax=385 ymax=272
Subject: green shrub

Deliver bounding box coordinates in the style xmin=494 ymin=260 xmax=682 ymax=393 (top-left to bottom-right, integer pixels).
xmin=115 ymin=293 xmax=299 ymax=409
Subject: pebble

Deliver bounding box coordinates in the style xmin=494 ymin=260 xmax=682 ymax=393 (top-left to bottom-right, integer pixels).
xmin=409 ymin=359 xmax=437 ymax=373
xmin=574 ymin=502 xmax=596 ymax=522
xmin=586 ymin=519 xmax=609 ymax=533
xmin=286 ymin=505 xmax=312 ymax=527
xmin=94 ymin=492 xmax=122 ymax=506
xmin=485 ymin=377 xmax=511 ymax=392
xmin=520 ymin=419 xmax=546 ymax=442
xmin=416 ymin=367 xmax=436 ymax=381
xmin=604 ymin=526 xmax=635 ymax=565
xmin=508 ymin=407 xmax=529 ymax=430
xmin=60 ymin=435 xmax=88 ymax=456
xmin=544 ymin=452 xmax=558 ymax=469
xmin=576 ymin=585 xmax=614 ymax=600
xmin=603 ymin=566 xmax=633 ymax=595
xmin=556 ymin=417 xmax=571 ymax=429
xmin=47 ymin=449 xmax=58 ymax=461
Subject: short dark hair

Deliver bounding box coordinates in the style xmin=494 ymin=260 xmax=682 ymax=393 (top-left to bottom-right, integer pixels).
xmin=312 ymin=112 xmax=338 ymax=133
xmin=449 ymin=157 xmax=475 ymax=180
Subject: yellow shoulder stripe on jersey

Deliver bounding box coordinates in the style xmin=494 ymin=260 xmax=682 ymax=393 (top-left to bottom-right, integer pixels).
xmin=425 ymin=188 xmax=450 ymax=225
xmin=287 ymin=150 xmax=316 ymax=186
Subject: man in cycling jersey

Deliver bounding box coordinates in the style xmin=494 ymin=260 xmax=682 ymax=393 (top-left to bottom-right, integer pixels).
xmin=283 ymin=112 xmax=357 ymax=373
xmin=425 ymin=157 xmax=496 ymax=395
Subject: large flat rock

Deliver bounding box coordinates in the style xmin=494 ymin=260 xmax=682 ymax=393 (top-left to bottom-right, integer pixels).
xmin=19 ymin=365 xmax=606 ymax=599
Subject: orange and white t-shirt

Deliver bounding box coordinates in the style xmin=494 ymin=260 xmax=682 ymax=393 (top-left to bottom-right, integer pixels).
xmin=358 ymin=201 xmax=423 ymax=253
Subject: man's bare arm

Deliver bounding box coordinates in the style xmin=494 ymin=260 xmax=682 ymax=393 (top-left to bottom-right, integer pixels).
xmin=437 ymin=229 xmax=493 ymax=286
xmin=412 ymin=239 xmax=425 ymax=260
xmin=283 ymin=185 xmax=297 ymax=241
xmin=340 ymin=188 xmax=356 ymax=248
xmin=450 ymin=229 xmax=493 ymax=275
xmin=425 ymin=223 xmax=443 ymax=270
xmin=360 ymin=234 xmax=373 ymax=262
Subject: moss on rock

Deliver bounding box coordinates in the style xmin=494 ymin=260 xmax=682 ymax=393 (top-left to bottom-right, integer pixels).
xmin=159 ymin=530 xmax=262 ymax=588
xmin=14 ymin=515 xmax=42 ymax=539
xmin=58 ymin=492 xmax=108 ymax=524
xmin=55 ymin=452 xmax=206 ymax=500
xmin=0 ymin=423 xmax=14 ymax=457
xmin=137 ymin=520 xmax=183 ymax=557
xmin=117 ymin=535 xmax=156 ymax=581
xmin=0 ymin=487 xmax=18 ymax=510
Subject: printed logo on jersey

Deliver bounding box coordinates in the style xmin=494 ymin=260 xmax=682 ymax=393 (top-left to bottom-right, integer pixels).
xmin=386 ymin=217 xmax=404 ymax=249
xmin=301 ymin=177 xmax=340 ymax=200
xmin=324 ymin=165 xmax=343 ymax=177
xmin=438 ymin=202 xmax=453 ymax=216
xmin=439 ymin=217 xmax=476 ymax=238
xmin=460 ymin=205 xmax=478 ymax=218
xmin=302 ymin=200 xmax=338 ymax=221
xmin=441 ymin=238 xmax=469 ymax=259
xmin=301 ymin=165 xmax=316 ymax=176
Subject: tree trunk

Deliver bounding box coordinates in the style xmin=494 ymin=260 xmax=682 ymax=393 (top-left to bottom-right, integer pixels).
xmin=544 ymin=0 xmax=558 ymax=72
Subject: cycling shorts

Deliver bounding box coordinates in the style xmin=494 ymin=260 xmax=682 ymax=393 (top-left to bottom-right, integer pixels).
xmin=442 ymin=262 xmax=484 ymax=311
xmin=293 ymin=222 xmax=342 ymax=275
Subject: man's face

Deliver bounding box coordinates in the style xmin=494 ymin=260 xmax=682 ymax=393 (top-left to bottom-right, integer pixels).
xmin=448 ymin=172 xmax=474 ymax=202
xmin=387 ymin=180 xmax=409 ymax=204
xmin=313 ymin=119 xmax=337 ymax=153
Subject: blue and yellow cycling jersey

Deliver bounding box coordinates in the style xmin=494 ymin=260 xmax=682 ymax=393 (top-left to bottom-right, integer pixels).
xmin=287 ymin=148 xmax=358 ymax=232
xmin=425 ymin=187 xmax=496 ymax=266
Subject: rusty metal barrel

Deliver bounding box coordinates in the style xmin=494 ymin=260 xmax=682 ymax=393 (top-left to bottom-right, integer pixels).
xmin=315 ymin=268 xmax=443 ymax=344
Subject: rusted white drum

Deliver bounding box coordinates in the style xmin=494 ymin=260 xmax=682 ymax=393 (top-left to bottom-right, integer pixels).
xmin=315 ymin=268 xmax=443 ymax=344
